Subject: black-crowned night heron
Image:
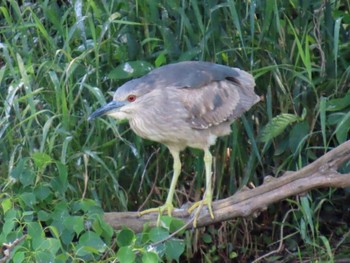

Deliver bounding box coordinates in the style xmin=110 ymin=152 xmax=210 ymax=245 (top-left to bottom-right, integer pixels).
xmin=89 ymin=61 xmax=259 ymax=222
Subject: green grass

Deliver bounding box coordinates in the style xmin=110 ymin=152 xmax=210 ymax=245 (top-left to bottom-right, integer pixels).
xmin=1 ymin=0 xmax=350 ymax=261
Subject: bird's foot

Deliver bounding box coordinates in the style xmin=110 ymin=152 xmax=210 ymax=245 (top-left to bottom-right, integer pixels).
xmin=139 ymin=203 xmax=174 ymax=225
xmin=139 ymin=202 xmax=174 ymax=216
xmin=188 ymin=193 xmax=214 ymax=227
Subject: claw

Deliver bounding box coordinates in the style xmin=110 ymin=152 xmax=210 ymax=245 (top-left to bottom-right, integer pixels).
xmin=139 ymin=203 xmax=174 ymax=225
xmin=188 ymin=192 xmax=214 ymax=227
xmin=139 ymin=202 xmax=174 ymax=216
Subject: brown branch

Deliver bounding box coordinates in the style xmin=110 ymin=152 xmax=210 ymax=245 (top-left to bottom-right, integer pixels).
xmin=104 ymin=140 xmax=350 ymax=232
xmin=0 ymin=235 xmax=26 ymax=263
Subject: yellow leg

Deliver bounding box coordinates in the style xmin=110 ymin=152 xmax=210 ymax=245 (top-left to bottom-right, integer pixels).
xmin=139 ymin=148 xmax=181 ymax=218
xmin=188 ymin=149 xmax=215 ymax=225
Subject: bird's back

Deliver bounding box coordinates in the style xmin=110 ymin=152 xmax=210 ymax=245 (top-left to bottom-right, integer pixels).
xmin=120 ymin=61 xmax=244 ymax=92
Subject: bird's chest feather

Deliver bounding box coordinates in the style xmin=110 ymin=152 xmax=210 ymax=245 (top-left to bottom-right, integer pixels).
xmin=129 ymin=99 xmax=191 ymax=144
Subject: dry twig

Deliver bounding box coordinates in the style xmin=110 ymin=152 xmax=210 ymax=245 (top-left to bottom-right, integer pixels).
xmin=0 ymin=235 xmax=26 ymax=263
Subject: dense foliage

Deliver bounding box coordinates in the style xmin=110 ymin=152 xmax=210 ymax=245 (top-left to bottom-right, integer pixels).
xmin=1 ymin=0 xmax=350 ymax=262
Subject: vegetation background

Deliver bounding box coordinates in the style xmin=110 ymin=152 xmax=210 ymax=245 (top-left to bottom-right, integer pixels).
xmin=1 ymin=0 xmax=350 ymax=262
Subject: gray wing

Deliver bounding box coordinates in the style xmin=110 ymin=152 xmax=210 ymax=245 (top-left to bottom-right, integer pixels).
xmin=181 ymin=67 xmax=259 ymax=129
xmin=149 ymin=61 xmax=241 ymax=89
xmin=120 ymin=61 xmax=242 ymax=93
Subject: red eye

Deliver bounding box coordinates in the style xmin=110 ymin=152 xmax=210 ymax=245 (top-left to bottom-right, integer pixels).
xmin=127 ymin=95 xmax=136 ymax=102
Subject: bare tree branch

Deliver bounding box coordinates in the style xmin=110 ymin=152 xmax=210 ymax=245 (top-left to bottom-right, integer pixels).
xmin=0 ymin=235 xmax=26 ymax=263
xmin=104 ymin=140 xmax=350 ymax=232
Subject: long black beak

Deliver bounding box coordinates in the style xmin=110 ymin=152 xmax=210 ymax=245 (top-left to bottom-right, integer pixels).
xmin=88 ymin=101 xmax=126 ymax=121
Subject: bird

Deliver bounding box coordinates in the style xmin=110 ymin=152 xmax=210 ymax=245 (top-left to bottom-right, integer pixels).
xmin=88 ymin=61 xmax=259 ymax=223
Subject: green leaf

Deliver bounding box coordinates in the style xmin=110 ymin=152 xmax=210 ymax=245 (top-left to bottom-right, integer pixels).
xmin=155 ymin=53 xmax=167 ymax=67
xmin=36 ymin=238 xmax=61 ymax=255
xmin=38 ymin=210 xmax=50 ymax=221
xmin=51 ymin=202 xmax=72 ymax=244
xmin=32 ymin=152 xmax=53 ymax=171
xmin=165 ymin=239 xmax=185 ymax=262
xmin=334 ymin=111 xmax=350 ymax=144
xmin=319 ymin=235 xmax=333 ymax=260
xmin=300 ymin=196 xmax=314 ymax=238
xmin=35 ymin=250 xmax=55 ymax=263
xmin=16 ymin=53 xmax=31 ymax=88
xmin=4 ymin=208 xmax=18 ymax=221
xmin=117 ymin=228 xmax=135 ymax=247
xmin=142 ymin=251 xmax=159 ymax=263
xmin=0 ymin=63 xmax=6 ymax=84
xmin=288 ymin=121 xmax=309 ymax=155
xmin=229 ymin=251 xmax=238 ymax=259
xmin=53 ymin=253 xmax=69 ymax=263
xmin=22 ymin=210 xmax=35 ymax=222
xmin=90 ymin=216 xmax=114 ymax=242
xmin=63 ymin=216 xmax=85 ymax=236
xmin=227 ymin=0 xmax=245 ymax=54
xmin=326 ymin=91 xmax=350 ymax=111
xmin=140 ymin=227 xmax=150 ymax=244
xmin=27 ymin=222 xmax=45 ymax=250
xmin=320 ymin=96 xmax=327 ymax=147
xmin=13 ymin=251 xmax=25 ymax=262
xmin=160 ymin=216 xmax=172 ymax=230
xmin=59 ymin=230 xmax=74 ymax=246
xmin=72 ymin=199 xmax=102 ymax=214
xmin=202 ymin=233 xmax=212 ymax=244
xmin=169 ymin=218 xmax=185 ymax=235
xmin=117 ymin=247 xmax=135 ymax=263
xmin=51 ymin=161 xmax=68 ymax=195
xmin=10 ymin=158 xmax=35 ymax=187
xmin=178 ymin=47 xmax=202 ymax=61
xmin=51 ymin=201 xmax=69 ymax=219
xmin=159 ymin=216 xmax=185 ymax=233
xmin=327 ymin=112 xmax=343 ymax=126
xmin=19 ymin=192 xmax=37 ymax=208
xmin=46 ymin=226 xmax=60 ymax=240
xmin=259 ymin=113 xmax=301 ymax=142
xmin=27 ymin=222 xmax=43 ymax=237
xmin=108 ymin=61 xmax=153 ymax=80
xmin=99 ymin=218 xmax=114 ymax=240
xmin=1 ymin=198 xmax=12 ymax=214
xmin=149 ymin=227 xmax=169 ymax=242
xmin=2 ymin=217 xmax=15 ymax=236
xmin=76 ymin=231 xmax=106 ymax=256
xmin=34 ymin=185 xmax=52 ymax=201
xmin=20 ymin=169 xmax=36 ymax=187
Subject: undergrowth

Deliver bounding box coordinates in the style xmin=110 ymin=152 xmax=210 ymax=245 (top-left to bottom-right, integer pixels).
xmin=1 ymin=0 xmax=350 ymax=262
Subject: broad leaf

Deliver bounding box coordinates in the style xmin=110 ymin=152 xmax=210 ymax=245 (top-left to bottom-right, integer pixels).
xmin=116 ymin=247 xmax=135 ymax=263
xmin=260 ymin=113 xmax=301 ymax=142
xmin=165 ymin=239 xmax=185 ymax=263
xmin=117 ymin=227 xmax=135 ymax=247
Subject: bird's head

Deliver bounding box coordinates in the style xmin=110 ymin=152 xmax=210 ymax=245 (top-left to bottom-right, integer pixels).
xmin=88 ymin=78 xmax=154 ymax=122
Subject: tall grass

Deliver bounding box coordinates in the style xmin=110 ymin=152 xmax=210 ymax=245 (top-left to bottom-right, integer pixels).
xmin=0 ymin=0 xmax=350 ymax=261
